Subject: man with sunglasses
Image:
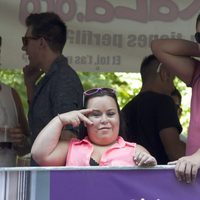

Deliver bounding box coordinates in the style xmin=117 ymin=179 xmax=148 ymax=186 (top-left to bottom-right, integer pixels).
xmin=22 ymin=12 xmax=83 ymax=166
xmin=151 ymin=14 xmax=200 ymax=183
xmin=122 ymin=54 xmax=185 ymax=165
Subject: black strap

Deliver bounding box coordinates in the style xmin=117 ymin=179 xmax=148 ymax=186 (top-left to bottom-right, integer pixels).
xmin=0 ymin=142 xmax=12 ymax=149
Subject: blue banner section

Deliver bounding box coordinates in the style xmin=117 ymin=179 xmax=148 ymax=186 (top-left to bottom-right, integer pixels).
xmin=50 ymin=167 xmax=200 ymax=200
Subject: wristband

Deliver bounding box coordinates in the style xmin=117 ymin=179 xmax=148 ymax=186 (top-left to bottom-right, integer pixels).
xmin=57 ymin=114 xmax=64 ymax=125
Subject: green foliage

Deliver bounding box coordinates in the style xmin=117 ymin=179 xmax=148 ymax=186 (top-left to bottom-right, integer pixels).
xmin=0 ymin=69 xmax=28 ymax=113
xmin=174 ymin=77 xmax=191 ymax=135
xmin=78 ymin=72 xmax=142 ymax=108
xmin=0 ymin=69 xmax=190 ymax=135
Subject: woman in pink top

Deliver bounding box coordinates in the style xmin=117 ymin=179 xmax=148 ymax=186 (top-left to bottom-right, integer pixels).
xmin=151 ymin=14 xmax=200 ymax=183
xmin=31 ymin=88 xmax=157 ymax=167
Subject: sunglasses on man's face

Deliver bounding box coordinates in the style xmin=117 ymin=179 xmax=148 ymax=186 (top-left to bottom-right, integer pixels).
xmin=22 ymin=36 xmax=39 ymax=46
xmin=195 ymin=32 xmax=200 ymax=43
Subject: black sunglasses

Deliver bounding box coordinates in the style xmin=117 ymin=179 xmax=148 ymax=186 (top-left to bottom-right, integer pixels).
xmin=195 ymin=32 xmax=200 ymax=43
xmin=22 ymin=36 xmax=39 ymax=46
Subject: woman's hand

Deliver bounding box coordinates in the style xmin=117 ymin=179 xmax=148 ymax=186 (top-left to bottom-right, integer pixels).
xmin=6 ymin=126 xmax=31 ymax=155
xmin=58 ymin=109 xmax=94 ymax=127
xmin=8 ymin=126 xmax=26 ymax=144
xmin=134 ymin=150 xmax=157 ymax=167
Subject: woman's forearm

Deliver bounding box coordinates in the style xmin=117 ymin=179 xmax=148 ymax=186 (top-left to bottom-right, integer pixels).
xmin=31 ymin=116 xmax=64 ymax=163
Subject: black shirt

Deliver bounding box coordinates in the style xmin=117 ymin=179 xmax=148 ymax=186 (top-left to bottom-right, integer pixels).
xmin=122 ymin=91 xmax=182 ymax=164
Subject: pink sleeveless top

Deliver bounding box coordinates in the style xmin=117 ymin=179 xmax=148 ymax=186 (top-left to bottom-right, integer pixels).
xmin=66 ymin=136 xmax=137 ymax=166
xmin=186 ymin=63 xmax=200 ymax=155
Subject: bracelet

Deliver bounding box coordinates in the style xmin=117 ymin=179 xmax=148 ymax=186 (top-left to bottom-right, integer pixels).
xmin=57 ymin=114 xmax=64 ymax=125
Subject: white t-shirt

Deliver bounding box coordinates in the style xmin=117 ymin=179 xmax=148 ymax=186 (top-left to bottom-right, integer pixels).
xmin=0 ymin=83 xmax=18 ymax=166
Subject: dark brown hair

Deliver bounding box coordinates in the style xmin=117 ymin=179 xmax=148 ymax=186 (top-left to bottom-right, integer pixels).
xmin=26 ymin=12 xmax=67 ymax=53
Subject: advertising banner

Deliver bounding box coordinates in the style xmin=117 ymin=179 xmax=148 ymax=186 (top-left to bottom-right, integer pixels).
xmin=50 ymin=167 xmax=200 ymax=200
xmin=0 ymin=0 xmax=200 ymax=72
xmin=0 ymin=166 xmax=199 ymax=200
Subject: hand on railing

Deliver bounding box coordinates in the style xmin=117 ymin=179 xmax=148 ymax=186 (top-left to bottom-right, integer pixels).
xmin=134 ymin=150 xmax=157 ymax=167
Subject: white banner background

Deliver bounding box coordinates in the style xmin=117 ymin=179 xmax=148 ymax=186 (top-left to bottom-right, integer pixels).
xmin=0 ymin=0 xmax=199 ymax=72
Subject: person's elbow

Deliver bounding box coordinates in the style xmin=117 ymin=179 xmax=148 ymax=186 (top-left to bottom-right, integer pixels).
xmin=151 ymin=39 xmax=163 ymax=55
xmin=31 ymin=146 xmax=47 ymax=166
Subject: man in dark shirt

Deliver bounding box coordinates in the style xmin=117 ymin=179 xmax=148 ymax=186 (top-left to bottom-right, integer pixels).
xmin=122 ymin=54 xmax=185 ymax=164
xmin=22 ymin=12 xmax=84 ymax=165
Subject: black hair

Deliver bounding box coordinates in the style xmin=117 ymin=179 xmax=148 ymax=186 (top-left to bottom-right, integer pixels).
xmin=196 ymin=13 xmax=200 ymax=28
xmin=26 ymin=12 xmax=67 ymax=53
xmin=79 ymin=89 xmax=126 ymax=140
xmin=140 ymin=54 xmax=160 ymax=83
xmin=171 ymin=88 xmax=182 ymax=103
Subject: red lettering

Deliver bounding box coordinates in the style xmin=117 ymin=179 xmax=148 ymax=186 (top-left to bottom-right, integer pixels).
xmin=56 ymin=0 xmax=76 ymax=21
xmin=19 ymin=0 xmax=76 ymax=24
xmin=85 ymin=0 xmax=114 ymax=22
xmin=19 ymin=0 xmax=41 ymax=24
xmin=18 ymin=0 xmax=200 ymax=24
xmin=115 ymin=0 xmax=148 ymax=23
xmin=149 ymin=0 xmax=178 ymax=21
xmin=179 ymin=0 xmax=200 ymax=20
